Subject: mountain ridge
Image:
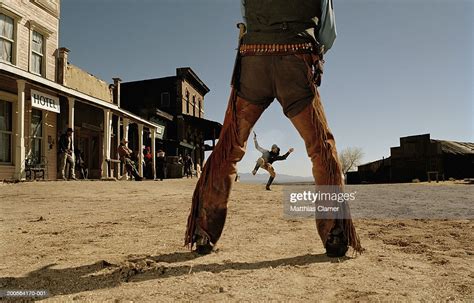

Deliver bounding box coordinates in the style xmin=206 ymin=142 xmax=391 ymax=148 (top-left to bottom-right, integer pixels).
xmin=237 ymin=172 xmax=313 ymax=184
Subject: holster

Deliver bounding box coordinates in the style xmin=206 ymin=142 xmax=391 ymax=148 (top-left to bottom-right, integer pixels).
xmin=231 ymin=23 xmax=247 ymax=89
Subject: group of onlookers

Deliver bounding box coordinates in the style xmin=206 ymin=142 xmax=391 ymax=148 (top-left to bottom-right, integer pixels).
xmin=59 ymin=128 xmax=199 ymax=181
xmin=119 ymin=141 xmax=197 ymax=181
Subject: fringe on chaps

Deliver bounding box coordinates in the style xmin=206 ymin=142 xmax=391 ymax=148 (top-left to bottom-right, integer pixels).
xmin=184 ymin=89 xmax=265 ymax=248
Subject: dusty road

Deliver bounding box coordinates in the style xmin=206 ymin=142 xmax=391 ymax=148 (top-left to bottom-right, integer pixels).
xmin=0 ymin=180 xmax=472 ymax=302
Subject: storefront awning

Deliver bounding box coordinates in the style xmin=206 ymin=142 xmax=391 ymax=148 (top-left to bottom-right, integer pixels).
xmin=179 ymin=141 xmax=195 ymax=149
xmin=1 ymin=62 xmax=162 ymax=131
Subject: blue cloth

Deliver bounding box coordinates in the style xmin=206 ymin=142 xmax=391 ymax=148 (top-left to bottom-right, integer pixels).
xmin=318 ymin=0 xmax=337 ymax=52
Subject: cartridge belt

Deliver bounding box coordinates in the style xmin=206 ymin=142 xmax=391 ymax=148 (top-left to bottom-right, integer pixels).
xmin=239 ymin=43 xmax=321 ymax=56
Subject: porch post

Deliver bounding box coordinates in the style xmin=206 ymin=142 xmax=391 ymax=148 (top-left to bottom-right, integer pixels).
xmin=121 ymin=117 xmax=130 ymax=180
xmin=67 ymin=97 xmax=75 ymax=155
xmin=115 ymin=115 xmax=121 ymax=178
xmin=101 ymin=109 xmax=112 ymax=178
xmin=138 ymin=124 xmax=144 ymax=177
xmin=116 ymin=116 xmax=121 ymax=157
xmin=123 ymin=118 xmax=129 ymax=142
xmin=151 ymin=127 xmax=156 ymax=180
xmin=15 ymin=80 xmax=26 ymax=180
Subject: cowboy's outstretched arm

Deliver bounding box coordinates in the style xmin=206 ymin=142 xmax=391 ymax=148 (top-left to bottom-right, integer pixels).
xmin=253 ymin=134 xmax=267 ymax=154
xmin=275 ymin=148 xmax=294 ymax=161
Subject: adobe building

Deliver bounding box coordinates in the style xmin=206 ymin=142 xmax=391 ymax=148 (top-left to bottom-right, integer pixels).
xmin=347 ymin=134 xmax=474 ymax=184
xmin=0 ymin=0 xmax=161 ymax=180
xmin=120 ymin=68 xmax=222 ymax=171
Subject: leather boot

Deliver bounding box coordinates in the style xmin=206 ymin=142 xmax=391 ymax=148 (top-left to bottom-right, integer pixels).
xmin=185 ymin=91 xmax=265 ymax=253
xmin=290 ymin=94 xmax=362 ymax=255
xmin=266 ymin=176 xmax=275 ymax=190
xmin=131 ymin=167 xmax=142 ymax=181
xmin=252 ymin=162 xmax=260 ymax=175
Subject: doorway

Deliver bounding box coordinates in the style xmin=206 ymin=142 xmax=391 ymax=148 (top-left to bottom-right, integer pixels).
xmin=75 ymin=128 xmax=102 ymax=179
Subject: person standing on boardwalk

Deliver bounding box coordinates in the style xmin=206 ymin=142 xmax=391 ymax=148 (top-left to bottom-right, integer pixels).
xmin=58 ymin=128 xmax=76 ymax=180
xmin=156 ymin=149 xmax=167 ymax=181
xmin=185 ymin=0 xmax=362 ymax=257
xmin=184 ymin=155 xmax=194 ymax=179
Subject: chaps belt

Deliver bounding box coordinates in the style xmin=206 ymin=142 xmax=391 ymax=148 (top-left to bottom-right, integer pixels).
xmin=239 ymin=43 xmax=323 ymax=56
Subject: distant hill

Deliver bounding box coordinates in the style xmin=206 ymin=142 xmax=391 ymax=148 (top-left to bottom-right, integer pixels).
xmin=237 ymin=173 xmax=313 ymax=184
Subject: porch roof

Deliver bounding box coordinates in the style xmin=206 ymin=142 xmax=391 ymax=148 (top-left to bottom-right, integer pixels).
xmin=1 ymin=62 xmax=161 ymax=130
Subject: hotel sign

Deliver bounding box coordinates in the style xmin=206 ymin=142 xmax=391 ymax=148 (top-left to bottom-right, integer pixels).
xmin=31 ymin=89 xmax=60 ymax=113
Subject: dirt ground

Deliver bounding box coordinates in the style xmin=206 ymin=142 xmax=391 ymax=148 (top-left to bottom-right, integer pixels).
xmin=0 ymin=179 xmax=472 ymax=302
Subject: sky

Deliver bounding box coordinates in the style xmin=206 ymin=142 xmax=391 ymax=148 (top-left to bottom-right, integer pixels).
xmin=59 ymin=0 xmax=473 ymax=177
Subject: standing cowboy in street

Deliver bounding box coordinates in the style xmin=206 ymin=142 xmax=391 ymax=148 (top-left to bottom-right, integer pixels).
xmin=184 ymin=155 xmax=194 ymax=179
xmin=186 ymin=0 xmax=362 ymax=257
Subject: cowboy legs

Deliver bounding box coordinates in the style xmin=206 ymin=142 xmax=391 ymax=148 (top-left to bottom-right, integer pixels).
xmin=261 ymin=162 xmax=276 ymax=190
xmin=242 ymin=53 xmax=361 ymax=254
xmin=284 ymin=54 xmax=362 ymax=254
xmin=185 ymin=93 xmax=265 ymax=253
xmin=60 ymin=152 xmax=75 ymax=180
xmin=252 ymin=157 xmax=264 ymax=175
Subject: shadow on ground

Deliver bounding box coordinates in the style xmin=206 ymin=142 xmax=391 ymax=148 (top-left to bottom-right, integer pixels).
xmin=0 ymin=252 xmax=348 ymax=300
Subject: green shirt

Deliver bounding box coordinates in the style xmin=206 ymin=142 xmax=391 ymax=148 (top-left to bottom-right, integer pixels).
xmin=241 ymin=0 xmax=337 ymax=53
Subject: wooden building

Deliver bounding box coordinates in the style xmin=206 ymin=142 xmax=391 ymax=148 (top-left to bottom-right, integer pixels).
xmin=120 ymin=68 xmax=222 ymax=171
xmin=0 ymin=0 xmax=161 ymax=180
xmin=347 ymin=134 xmax=474 ymax=184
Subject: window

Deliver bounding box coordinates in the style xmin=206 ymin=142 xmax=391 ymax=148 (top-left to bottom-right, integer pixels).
xmin=30 ymin=108 xmax=43 ymax=164
xmin=160 ymin=92 xmax=170 ymax=107
xmin=185 ymin=90 xmax=190 ymax=114
xmin=0 ymin=13 xmax=14 ymax=63
xmin=31 ymin=30 xmax=44 ymax=75
xmin=198 ymin=98 xmax=202 ymax=118
xmin=0 ymin=100 xmax=12 ymax=163
xmin=192 ymin=95 xmax=196 ymax=116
